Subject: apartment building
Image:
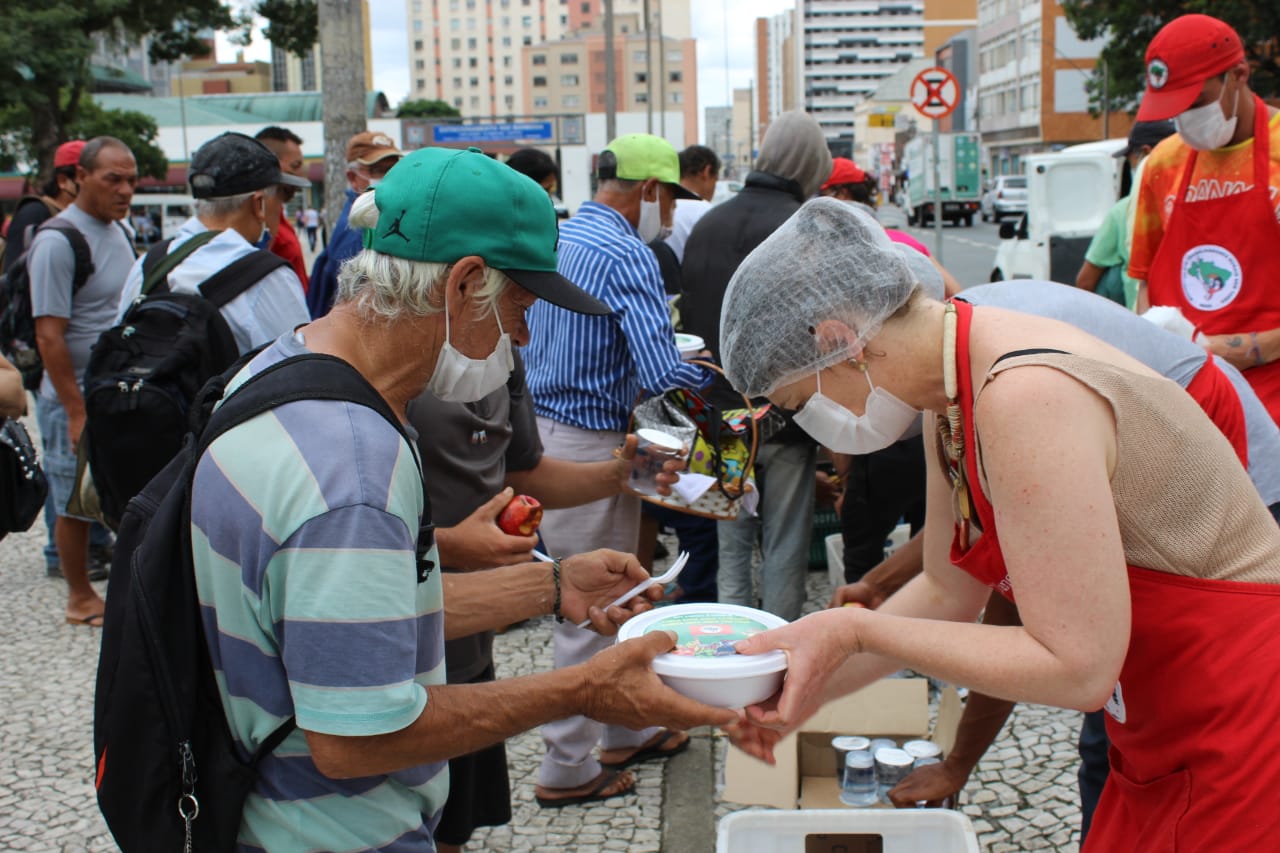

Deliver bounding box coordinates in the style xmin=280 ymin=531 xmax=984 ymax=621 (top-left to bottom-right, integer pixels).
xmin=520 ymin=12 xmax=697 ymax=146
xmin=976 ymin=0 xmax=1131 ymax=174
xmin=270 ymin=2 xmax=372 ymax=94
xmin=796 ymin=0 xmax=926 ymax=152
xmin=407 ymin=0 xmax=689 ymax=120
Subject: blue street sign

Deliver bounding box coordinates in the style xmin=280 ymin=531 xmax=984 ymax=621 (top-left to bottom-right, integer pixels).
xmin=432 ymin=121 xmax=555 ymax=143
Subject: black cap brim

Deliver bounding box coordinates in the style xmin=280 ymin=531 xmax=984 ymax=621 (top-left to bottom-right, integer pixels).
xmin=503 ymin=268 xmax=613 ymax=315
xmin=669 ymin=182 xmax=700 ymax=201
xmin=279 ymin=173 xmax=312 ymax=189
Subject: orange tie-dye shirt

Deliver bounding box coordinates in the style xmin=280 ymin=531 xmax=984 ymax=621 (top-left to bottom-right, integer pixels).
xmin=1128 ymin=109 xmax=1280 ymax=283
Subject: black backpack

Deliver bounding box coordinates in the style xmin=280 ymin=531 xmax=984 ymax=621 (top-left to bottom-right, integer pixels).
xmin=83 ymin=234 xmax=287 ymax=528
xmin=0 ymin=221 xmax=93 ymax=390
xmin=93 ymin=352 xmax=435 ymax=853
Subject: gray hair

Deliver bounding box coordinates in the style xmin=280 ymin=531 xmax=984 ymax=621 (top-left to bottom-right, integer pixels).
xmin=195 ymin=191 xmax=257 ymax=219
xmin=334 ymin=190 xmax=509 ymax=322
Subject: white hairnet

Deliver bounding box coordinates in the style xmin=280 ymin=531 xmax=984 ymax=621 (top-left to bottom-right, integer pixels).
xmin=719 ymin=197 xmax=918 ymax=398
xmin=895 ymin=243 xmax=945 ymax=300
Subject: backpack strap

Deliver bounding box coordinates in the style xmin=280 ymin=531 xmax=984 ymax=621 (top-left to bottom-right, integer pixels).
xmin=36 ymin=222 xmax=94 ymax=292
xmin=140 ymin=230 xmax=222 ymax=296
xmin=196 ymin=250 xmax=289 ymax=309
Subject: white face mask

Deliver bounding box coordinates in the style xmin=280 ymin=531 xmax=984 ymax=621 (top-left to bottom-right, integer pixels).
xmin=1175 ymin=81 xmax=1239 ymax=151
xmin=637 ymin=194 xmax=668 ymax=242
xmin=792 ymin=366 xmax=919 ymax=455
xmin=426 ymin=291 xmax=514 ymax=403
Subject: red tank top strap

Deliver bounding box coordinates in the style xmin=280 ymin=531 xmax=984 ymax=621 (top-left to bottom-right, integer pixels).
xmin=950 ymin=299 xmax=1000 ymax=537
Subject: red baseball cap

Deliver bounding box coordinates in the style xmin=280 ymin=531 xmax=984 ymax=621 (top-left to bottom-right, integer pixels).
xmin=1137 ymin=15 xmax=1245 ymax=121
xmin=822 ymin=157 xmax=867 ymax=191
xmin=53 ymin=140 xmax=85 ymax=169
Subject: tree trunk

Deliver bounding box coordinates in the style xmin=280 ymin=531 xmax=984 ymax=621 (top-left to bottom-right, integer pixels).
xmin=318 ymin=0 xmax=368 ymax=230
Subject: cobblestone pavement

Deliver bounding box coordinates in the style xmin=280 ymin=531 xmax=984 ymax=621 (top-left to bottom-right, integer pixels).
xmin=1 ymin=504 xmax=1083 ymax=851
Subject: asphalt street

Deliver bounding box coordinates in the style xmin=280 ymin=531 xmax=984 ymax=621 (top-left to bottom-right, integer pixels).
xmin=898 ymin=216 xmax=1005 ymax=289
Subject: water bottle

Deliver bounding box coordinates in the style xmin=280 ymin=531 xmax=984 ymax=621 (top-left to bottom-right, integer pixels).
xmin=840 ymin=750 xmax=879 ymax=807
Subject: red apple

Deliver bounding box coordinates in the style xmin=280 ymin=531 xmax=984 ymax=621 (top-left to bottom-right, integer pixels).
xmin=497 ymin=494 xmax=543 ymax=536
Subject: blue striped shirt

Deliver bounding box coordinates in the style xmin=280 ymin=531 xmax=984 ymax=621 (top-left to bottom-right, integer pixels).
xmin=523 ymin=202 xmax=710 ymax=431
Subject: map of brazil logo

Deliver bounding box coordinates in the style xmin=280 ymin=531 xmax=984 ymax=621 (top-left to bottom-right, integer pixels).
xmin=1181 ymin=244 xmax=1242 ymax=311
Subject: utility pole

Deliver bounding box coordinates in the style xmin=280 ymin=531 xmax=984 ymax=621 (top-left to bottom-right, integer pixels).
xmin=319 ymin=0 xmax=368 ymax=233
xmin=604 ymin=0 xmax=617 ymax=142
xmin=644 ymin=0 xmax=653 ymax=133
xmin=657 ymin=4 xmax=667 ymax=138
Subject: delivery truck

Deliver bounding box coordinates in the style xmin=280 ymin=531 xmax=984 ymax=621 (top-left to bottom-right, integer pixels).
xmin=903 ymin=132 xmax=982 ymax=227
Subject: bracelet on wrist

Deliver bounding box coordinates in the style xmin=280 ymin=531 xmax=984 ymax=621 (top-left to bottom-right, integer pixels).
xmin=552 ymin=558 xmax=564 ymax=623
xmin=1249 ymin=332 xmax=1265 ymax=367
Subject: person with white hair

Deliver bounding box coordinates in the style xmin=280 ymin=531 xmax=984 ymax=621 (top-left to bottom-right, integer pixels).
xmin=189 ymin=146 xmax=736 ymax=851
xmin=722 ymin=197 xmax=1280 ymax=850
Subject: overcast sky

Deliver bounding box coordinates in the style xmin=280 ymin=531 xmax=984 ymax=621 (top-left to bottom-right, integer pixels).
xmin=219 ymin=0 xmax=795 ymax=142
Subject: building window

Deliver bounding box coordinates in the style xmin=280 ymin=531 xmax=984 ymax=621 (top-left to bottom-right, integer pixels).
xmin=670 ymin=91 xmax=683 ymax=104
xmin=534 ymin=96 xmax=549 ymax=108
xmin=453 ymin=57 xmax=461 ymax=68
xmin=561 ymin=73 xmax=579 ymax=86
xmin=522 ymin=15 xmax=533 ymax=27
xmin=532 ymin=75 xmax=547 ymax=87
xmin=469 ymin=57 xmax=478 ymax=68
xmin=503 ymin=56 xmax=513 ymax=68
xmin=470 ymin=76 xmax=479 ymax=87
xmin=415 ymin=59 xmax=425 ymax=70
xmin=504 ymin=75 xmax=514 ymax=85
xmin=414 ymin=39 xmax=424 ymax=51
xmin=562 ymin=52 xmax=578 ymax=64
xmin=635 ymin=92 xmax=648 ymax=104
xmin=563 ymin=94 xmax=580 ymax=107
xmin=300 ymin=48 xmax=316 ymax=90
xmin=523 ymin=36 xmax=532 ymax=45
xmin=505 ymin=95 xmax=515 ymax=108
xmin=532 ymin=54 xmax=547 ymax=65
xmin=468 ymin=38 xmax=477 ymax=48
xmin=471 ymin=96 xmax=480 ymax=108
xmin=418 ymin=79 xmax=427 ymax=91
xmin=635 ymin=71 xmax=647 ymax=84
xmin=669 ymin=70 xmax=682 ymax=83
xmin=581 ymin=1 xmax=589 ymax=11
xmin=451 ymin=38 xmax=461 ymax=49
xmin=667 ymin=50 xmax=682 ymax=63
xmin=416 ymin=20 xmax=425 ymax=32
xmin=503 ymin=37 xmax=512 ymax=47
xmin=453 ymin=76 xmax=463 ymax=87
xmin=454 ymin=96 xmax=463 ymax=107
xmin=449 ymin=19 xmax=458 ymax=30
xmin=633 ymin=50 xmax=647 ymax=64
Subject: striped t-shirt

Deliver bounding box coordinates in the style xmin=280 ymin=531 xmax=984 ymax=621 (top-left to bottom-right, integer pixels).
xmin=191 ymin=333 xmax=447 ymax=852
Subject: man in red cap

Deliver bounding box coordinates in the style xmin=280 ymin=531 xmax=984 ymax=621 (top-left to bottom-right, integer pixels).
xmin=1129 ymin=13 xmax=1280 ymax=424
xmin=819 ymin=157 xmax=873 ymax=204
xmin=4 ymin=141 xmax=85 ymax=277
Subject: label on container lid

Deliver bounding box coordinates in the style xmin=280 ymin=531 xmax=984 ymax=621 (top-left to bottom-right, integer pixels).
xmin=644 ymin=611 xmax=770 ymax=657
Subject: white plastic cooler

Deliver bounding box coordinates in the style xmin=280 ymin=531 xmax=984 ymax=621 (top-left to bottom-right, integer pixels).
xmin=716 ymin=809 xmax=980 ymax=853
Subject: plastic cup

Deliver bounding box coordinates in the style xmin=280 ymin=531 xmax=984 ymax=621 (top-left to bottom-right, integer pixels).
xmin=675 ymin=332 xmax=705 ymax=361
xmin=875 ymin=748 xmax=914 ymax=804
xmin=832 ymin=736 xmax=871 ymax=779
xmin=630 ymin=428 xmax=684 ymax=496
xmin=839 ymin=750 xmax=879 ymax=807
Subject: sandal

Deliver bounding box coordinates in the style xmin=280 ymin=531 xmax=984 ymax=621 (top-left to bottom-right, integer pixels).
xmin=599 ymin=728 xmax=689 ymax=770
xmin=66 ymin=612 xmax=105 ymax=628
xmin=535 ymin=768 xmax=635 ymax=808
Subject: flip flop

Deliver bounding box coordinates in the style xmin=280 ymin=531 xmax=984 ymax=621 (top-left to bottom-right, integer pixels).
xmin=599 ymin=728 xmax=689 ymax=771
xmin=535 ymin=768 xmax=635 ymax=809
xmin=66 ymin=612 xmax=105 ymax=628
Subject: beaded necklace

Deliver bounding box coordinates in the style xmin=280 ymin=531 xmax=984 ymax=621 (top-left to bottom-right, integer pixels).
xmin=936 ymin=302 xmax=975 ymax=550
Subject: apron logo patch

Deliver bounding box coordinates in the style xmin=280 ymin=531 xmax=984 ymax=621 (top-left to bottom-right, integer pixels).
xmin=1105 ymin=681 xmax=1127 ymax=724
xmin=1181 ymin=244 xmax=1242 ymax=311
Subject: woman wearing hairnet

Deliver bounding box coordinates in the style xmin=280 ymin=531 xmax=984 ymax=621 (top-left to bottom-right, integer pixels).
xmin=723 ymin=198 xmax=1280 ymax=850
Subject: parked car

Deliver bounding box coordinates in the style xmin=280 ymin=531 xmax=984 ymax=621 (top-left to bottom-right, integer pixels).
xmin=980 ymin=176 xmax=1028 ymax=222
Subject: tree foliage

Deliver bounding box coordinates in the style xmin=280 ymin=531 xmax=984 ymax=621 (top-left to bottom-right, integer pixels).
xmin=70 ymin=100 xmax=169 ymax=181
xmin=1063 ymin=1 xmax=1280 ymax=115
xmin=397 ymin=99 xmax=463 ymax=119
xmin=0 ymin=1 xmax=319 ymax=182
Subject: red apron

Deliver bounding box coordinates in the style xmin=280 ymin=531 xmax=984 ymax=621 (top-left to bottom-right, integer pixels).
xmin=944 ymin=299 xmax=1280 ymax=850
xmin=1147 ymin=96 xmax=1280 ymax=425
xmin=1184 ymin=356 xmax=1248 ymax=468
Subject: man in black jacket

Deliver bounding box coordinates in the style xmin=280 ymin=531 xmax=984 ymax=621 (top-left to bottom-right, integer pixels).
xmin=680 ymin=111 xmax=832 ymax=621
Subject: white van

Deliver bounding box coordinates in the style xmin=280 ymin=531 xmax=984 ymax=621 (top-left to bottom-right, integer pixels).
xmin=130 ymin=194 xmax=198 ymax=245
xmin=991 ymin=139 xmax=1126 ymax=283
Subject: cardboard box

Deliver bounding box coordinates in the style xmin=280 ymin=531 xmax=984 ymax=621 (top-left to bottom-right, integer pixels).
xmin=721 ymin=678 xmax=963 ymax=810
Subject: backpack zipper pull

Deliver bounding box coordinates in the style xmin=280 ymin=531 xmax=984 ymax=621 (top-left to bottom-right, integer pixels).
xmin=177 ymin=740 xmax=199 ymax=853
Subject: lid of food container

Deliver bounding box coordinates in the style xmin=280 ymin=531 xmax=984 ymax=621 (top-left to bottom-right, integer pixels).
xmin=616 ymin=603 xmax=789 ymax=679
xmin=635 ymin=428 xmax=684 ymax=451
xmin=903 ymin=740 xmax=941 ymax=759
xmin=675 ymin=332 xmax=705 ymax=352
xmin=875 ymin=747 xmax=914 ymax=768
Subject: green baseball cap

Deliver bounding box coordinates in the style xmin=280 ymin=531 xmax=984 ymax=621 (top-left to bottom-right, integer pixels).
xmin=597 ymin=134 xmax=700 ymax=200
xmin=365 ymin=146 xmax=610 ymax=315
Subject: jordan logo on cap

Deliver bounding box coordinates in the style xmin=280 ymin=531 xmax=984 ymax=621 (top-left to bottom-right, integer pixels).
xmin=385 ymin=210 xmax=411 ymax=243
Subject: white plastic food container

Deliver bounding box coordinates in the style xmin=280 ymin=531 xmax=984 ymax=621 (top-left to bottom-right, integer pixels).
xmin=675 ymin=332 xmax=705 ymax=361
xmin=616 ymin=603 xmax=788 ymax=708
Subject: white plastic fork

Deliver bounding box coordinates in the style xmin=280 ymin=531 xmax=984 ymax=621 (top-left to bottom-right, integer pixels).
xmin=576 ymin=550 xmax=690 ymax=629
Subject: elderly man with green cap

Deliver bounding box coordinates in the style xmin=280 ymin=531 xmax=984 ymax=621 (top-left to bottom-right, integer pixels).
xmin=520 ymin=134 xmax=716 ymax=807
xmin=187 ymin=146 xmax=735 ymax=851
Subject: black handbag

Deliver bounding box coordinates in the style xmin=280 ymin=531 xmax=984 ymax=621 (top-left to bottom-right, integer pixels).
xmin=0 ymin=418 xmax=47 ymax=539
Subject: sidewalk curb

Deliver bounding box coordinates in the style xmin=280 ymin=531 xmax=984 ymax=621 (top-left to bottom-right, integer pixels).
xmin=661 ymin=727 xmax=717 ymax=853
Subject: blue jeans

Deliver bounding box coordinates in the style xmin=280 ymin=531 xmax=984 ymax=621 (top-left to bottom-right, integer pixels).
xmin=717 ymin=440 xmax=817 ymax=621
xmin=641 ymin=502 xmax=719 ymax=602
xmin=36 ymin=393 xmax=111 ymax=567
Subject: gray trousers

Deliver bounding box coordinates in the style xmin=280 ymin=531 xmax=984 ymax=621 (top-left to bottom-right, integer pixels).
xmin=535 ymin=417 xmax=659 ymax=788
xmin=716 ymin=440 xmax=817 ymax=622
